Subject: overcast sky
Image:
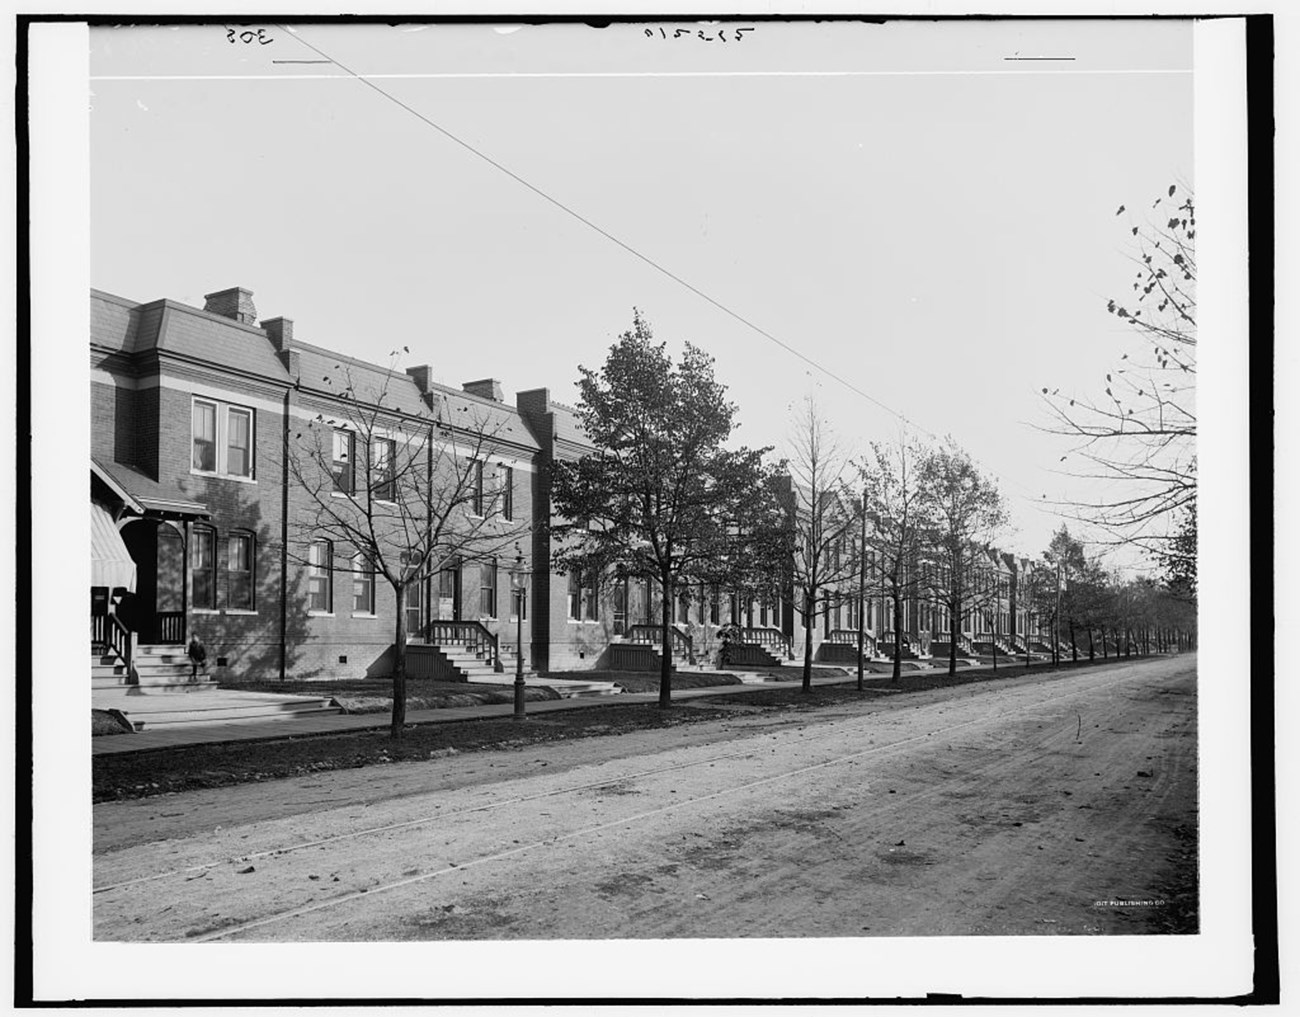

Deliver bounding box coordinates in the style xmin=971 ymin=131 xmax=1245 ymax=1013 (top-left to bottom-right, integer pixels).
xmin=88 ymin=19 xmax=1194 ymax=567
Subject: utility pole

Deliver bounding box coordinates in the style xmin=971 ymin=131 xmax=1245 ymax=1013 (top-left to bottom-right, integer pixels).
xmin=856 ymin=491 xmax=866 ymax=692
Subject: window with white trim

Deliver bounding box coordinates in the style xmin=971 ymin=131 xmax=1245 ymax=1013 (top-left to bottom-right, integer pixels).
xmin=371 ymin=439 xmax=396 ymax=502
xmin=352 ymin=552 xmax=375 ymax=615
xmin=191 ymin=397 xmax=255 ymax=479
xmin=471 ymin=460 xmax=485 ymax=516
xmin=479 ymin=560 xmax=497 ymax=618
xmin=191 ymin=526 xmax=217 ymax=610
xmin=332 ymin=430 xmax=355 ymax=494
xmin=308 ymin=540 xmax=333 ymax=613
xmin=227 ymin=532 xmax=254 ymax=610
xmin=501 ymin=466 xmax=514 ymax=520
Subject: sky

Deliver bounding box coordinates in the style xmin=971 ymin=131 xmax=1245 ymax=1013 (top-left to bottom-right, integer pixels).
xmin=88 ymin=18 xmax=1195 ymax=568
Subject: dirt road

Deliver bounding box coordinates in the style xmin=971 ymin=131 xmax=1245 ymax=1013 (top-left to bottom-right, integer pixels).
xmin=93 ymin=655 xmax=1196 ymax=941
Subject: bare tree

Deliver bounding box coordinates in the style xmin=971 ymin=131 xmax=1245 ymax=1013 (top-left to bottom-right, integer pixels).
xmin=859 ymin=433 xmax=932 ymax=682
xmin=917 ymin=440 xmax=1009 ymax=677
xmin=784 ymin=397 xmax=862 ymax=692
xmin=1042 ymin=184 xmax=1196 ymax=561
xmin=286 ymin=357 xmax=526 ymax=738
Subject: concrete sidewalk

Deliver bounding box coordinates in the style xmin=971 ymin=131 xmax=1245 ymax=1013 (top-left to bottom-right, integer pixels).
xmin=90 ymin=668 xmax=910 ymax=756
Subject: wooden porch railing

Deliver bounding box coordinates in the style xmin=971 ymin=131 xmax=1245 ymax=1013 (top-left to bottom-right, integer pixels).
xmin=156 ymin=611 xmax=186 ymax=645
xmin=423 ymin=619 xmax=501 ymax=671
xmin=92 ymin=613 xmax=137 ymax=682
xmin=628 ymin=623 xmax=694 ymax=662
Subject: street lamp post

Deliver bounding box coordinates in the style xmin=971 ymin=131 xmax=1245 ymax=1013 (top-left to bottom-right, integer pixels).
xmin=509 ymin=549 xmax=531 ymax=720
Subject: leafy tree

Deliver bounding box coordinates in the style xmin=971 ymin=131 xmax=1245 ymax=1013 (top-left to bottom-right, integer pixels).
xmin=1042 ymin=184 xmax=1196 ymax=560
xmin=286 ymin=357 xmax=526 ymax=739
xmin=1025 ymin=525 xmax=1089 ymax=666
xmin=784 ymin=397 xmax=863 ymax=692
xmin=550 ymin=311 xmax=781 ymax=708
xmin=859 ymin=434 xmax=932 ymax=682
xmin=917 ymin=440 xmax=1009 ymax=677
xmin=1158 ymin=501 xmax=1197 ymax=601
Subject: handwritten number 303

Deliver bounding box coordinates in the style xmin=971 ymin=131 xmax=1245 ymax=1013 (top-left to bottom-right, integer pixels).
xmin=227 ymin=28 xmax=273 ymax=45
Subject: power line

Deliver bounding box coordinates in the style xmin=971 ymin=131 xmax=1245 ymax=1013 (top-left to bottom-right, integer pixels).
xmin=276 ymin=26 xmax=1055 ymax=510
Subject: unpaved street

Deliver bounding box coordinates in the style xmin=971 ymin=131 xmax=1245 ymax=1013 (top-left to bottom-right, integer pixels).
xmin=93 ymin=656 xmax=1196 ymax=941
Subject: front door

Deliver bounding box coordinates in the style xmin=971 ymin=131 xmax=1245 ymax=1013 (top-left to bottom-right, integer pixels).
xmin=405 ymin=580 xmax=425 ymax=642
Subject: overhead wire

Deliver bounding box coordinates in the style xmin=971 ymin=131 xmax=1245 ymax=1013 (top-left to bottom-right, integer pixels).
xmin=275 ymin=25 xmax=1066 ymax=517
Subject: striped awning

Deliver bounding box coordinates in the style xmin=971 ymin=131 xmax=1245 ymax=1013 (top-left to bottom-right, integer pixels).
xmin=91 ymin=502 xmax=137 ymax=592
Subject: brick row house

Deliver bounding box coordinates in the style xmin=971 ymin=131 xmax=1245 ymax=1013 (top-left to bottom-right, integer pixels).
xmin=89 ymin=285 xmax=1054 ymax=690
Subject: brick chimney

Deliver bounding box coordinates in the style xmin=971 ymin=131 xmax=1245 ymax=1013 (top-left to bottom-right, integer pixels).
xmin=261 ymin=316 xmax=292 ymax=351
xmin=204 ymin=287 xmax=257 ymax=325
xmin=463 ymin=378 xmax=504 ymax=402
xmin=261 ymin=316 xmax=296 ymax=376
xmin=406 ymin=365 xmax=435 ymax=394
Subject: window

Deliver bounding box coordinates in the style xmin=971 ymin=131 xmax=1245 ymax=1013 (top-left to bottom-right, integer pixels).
xmin=568 ymin=570 xmax=598 ymax=621
xmin=192 ymin=401 xmax=217 ymax=472
xmin=227 ymin=408 xmax=253 ymax=478
xmin=471 ymin=460 xmax=484 ymax=516
xmin=227 ymin=532 xmax=254 ymax=610
xmin=677 ymin=592 xmax=690 ymax=626
xmin=710 ymin=586 xmax=720 ymax=626
xmin=502 ymin=466 xmax=514 ymax=520
xmin=612 ymin=578 xmax=628 ymax=635
xmin=479 ymin=560 xmax=497 ymax=618
xmin=438 ymin=566 xmax=457 ymax=600
xmin=191 ymin=526 xmax=217 ymax=609
xmin=371 ymin=439 xmax=396 ymax=502
xmin=308 ymin=540 xmax=332 ymax=613
xmin=352 ymin=553 xmax=375 ymax=615
xmin=332 ymin=430 xmax=355 ymax=494
xmin=192 ymin=398 xmax=255 ymax=478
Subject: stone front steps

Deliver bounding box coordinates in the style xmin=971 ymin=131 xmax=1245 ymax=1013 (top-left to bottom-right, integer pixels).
xmin=93 ymin=688 xmax=343 ymax=731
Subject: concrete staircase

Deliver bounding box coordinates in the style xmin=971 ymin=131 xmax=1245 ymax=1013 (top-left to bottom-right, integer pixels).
xmin=92 ymin=643 xmax=217 ymax=691
xmin=724 ymin=643 xmax=783 ymax=668
xmin=437 ymin=643 xmax=501 ymax=682
xmin=95 ymin=688 xmax=343 ymax=732
xmin=439 ymin=641 xmax=621 ymax=698
xmin=92 ymin=643 xmax=343 ymax=731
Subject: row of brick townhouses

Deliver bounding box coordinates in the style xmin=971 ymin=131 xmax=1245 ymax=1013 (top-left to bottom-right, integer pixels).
xmin=89 ymin=285 xmax=1056 ymax=687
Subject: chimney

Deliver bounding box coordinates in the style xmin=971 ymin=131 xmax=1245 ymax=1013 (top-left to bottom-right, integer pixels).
xmin=260 ymin=316 xmax=297 ymax=376
xmin=261 ymin=316 xmax=293 ymax=352
xmin=406 ymin=365 xmax=435 ymax=394
xmin=516 ymin=388 xmax=550 ymax=416
xmin=463 ymin=378 xmax=504 ymax=402
xmin=204 ymin=287 xmax=257 ymax=325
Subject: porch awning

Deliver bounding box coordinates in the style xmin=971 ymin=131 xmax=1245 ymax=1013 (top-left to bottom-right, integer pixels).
xmin=91 ymin=502 xmax=137 ymax=592
xmin=92 ymin=457 xmax=210 ymax=519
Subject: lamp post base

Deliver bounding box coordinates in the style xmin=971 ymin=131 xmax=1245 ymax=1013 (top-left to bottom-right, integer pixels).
xmin=513 ymin=674 xmax=526 ymax=720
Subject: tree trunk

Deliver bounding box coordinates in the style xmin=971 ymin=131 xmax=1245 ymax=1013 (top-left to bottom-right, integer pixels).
xmin=659 ymin=567 xmax=673 ymax=709
xmin=802 ymin=589 xmax=815 ymax=693
xmin=391 ymin=583 xmax=407 ymax=739
xmin=1088 ymin=626 xmax=1095 ymax=661
xmin=1069 ymin=618 xmax=1078 ymax=665
xmin=991 ymin=611 xmax=999 ymax=673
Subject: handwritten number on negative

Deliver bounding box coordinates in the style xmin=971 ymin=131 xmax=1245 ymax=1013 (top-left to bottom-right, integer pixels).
xmin=644 ymin=26 xmax=754 ymax=42
xmin=227 ymin=27 xmax=274 ymax=45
